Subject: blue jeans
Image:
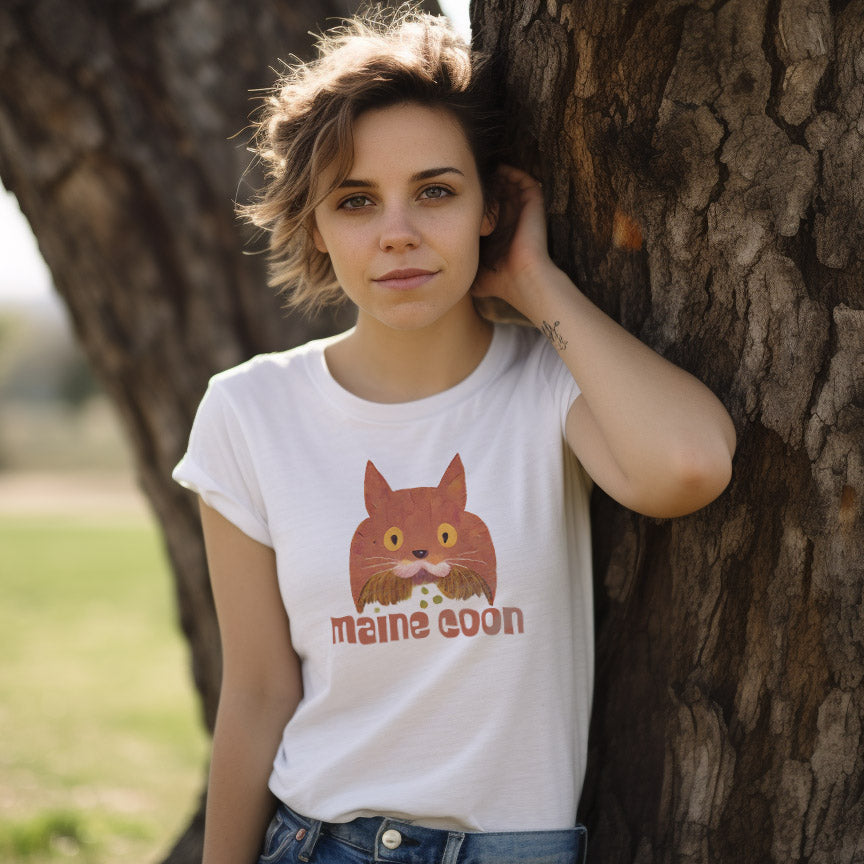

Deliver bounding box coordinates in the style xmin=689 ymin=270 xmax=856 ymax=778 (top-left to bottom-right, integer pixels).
xmin=258 ymin=804 xmax=587 ymax=864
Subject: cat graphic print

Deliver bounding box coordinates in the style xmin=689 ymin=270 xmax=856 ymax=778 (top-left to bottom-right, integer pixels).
xmin=350 ymin=454 xmax=497 ymax=613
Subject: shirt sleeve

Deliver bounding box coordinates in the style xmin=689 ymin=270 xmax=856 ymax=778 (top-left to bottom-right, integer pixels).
xmin=531 ymin=333 xmax=582 ymax=436
xmin=526 ymin=331 xmax=593 ymax=492
xmin=172 ymin=379 xmax=272 ymax=547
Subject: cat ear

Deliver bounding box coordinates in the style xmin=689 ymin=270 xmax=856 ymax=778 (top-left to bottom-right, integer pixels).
xmin=438 ymin=454 xmax=467 ymax=509
xmin=364 ymin=460 xmax=392 ymax=516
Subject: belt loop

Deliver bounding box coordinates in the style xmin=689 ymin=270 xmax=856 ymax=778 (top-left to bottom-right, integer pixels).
xmin=298 ymin=819 xmax=323 ymax=862
xmin=441 ymin=831 xmax=465 ymax=864
xmin=577 ymin=825 xmax=588 ymax=864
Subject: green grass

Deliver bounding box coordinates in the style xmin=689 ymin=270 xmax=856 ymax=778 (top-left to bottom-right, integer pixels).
xmin=0 ymin=514 xmax=209 ymax=863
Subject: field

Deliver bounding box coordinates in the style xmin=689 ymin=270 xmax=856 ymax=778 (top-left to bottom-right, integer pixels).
xmin=0 ymin=485 xmax=209 ymax=863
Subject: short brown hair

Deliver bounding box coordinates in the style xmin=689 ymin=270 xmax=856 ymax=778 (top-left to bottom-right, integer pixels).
xmin=239 ymin=5 xmax=504 ymax=314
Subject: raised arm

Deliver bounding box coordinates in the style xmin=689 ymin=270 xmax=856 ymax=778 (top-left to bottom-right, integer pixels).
xmin=474 ymin=166 xmax=736 ymax=518
xmin=198 ymin=501 xmax=303 ymax=864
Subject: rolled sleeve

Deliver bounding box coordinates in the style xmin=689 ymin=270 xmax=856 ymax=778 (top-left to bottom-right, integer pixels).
xmin=172 ymin=380 xmax=272 ymax=547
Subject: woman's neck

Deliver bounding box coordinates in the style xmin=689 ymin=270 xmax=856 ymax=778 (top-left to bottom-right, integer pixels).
xmin=324 ymin=303 xmax=493 ymax=403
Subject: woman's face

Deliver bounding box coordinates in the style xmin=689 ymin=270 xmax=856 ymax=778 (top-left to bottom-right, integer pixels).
xmin=312 ymin=102 xmax=495 ymax=333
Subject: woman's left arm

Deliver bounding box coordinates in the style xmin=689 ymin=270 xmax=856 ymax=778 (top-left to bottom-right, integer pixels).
xmin=474 ymin=166 xmax=736 ymax=518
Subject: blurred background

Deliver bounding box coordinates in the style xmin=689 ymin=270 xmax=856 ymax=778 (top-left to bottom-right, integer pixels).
xmin=0 ymin=145 xmax=211 ymax=863
xmin=0 ymin=2 xmax=469 ymax=861
xmin=0 ymin=175 xmax=211 ymax=861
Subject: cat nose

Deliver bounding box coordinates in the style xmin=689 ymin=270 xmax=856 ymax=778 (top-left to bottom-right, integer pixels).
xmin=412 ymin=549 xmax=428 ymax=559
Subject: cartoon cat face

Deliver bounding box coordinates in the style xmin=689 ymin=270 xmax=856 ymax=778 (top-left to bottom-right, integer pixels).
xmin=349 ymin=454 xmax=497 ymax=613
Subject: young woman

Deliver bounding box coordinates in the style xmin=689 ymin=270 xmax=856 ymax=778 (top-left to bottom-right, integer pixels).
xmin=173 ymin=10 xmax=736 ymax=864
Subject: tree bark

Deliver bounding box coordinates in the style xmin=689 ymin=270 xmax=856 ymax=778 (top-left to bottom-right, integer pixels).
xmin=0 ymin=1 xmax=434 ymax=861
xmin=472 ymin=0 xmax=863 ymax=861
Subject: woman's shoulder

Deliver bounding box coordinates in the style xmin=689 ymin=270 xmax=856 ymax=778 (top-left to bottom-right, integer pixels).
xmin=210 ymin=336 xmax=336 ymax=384
xmin=494 ymin=321 xmax=559 ymax=371
xmin=208 ymin=333 xmax=337 ymax=391
xmin=493 ymin=322 xmax=579 ymax=414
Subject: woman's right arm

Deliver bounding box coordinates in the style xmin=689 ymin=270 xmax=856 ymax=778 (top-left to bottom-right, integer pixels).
xmin=199 ymin=500 xmax=303 ymax=864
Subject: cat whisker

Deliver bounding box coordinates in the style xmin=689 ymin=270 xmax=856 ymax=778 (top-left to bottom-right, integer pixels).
xmin=358 ymin=565 xmax=398 ymax=575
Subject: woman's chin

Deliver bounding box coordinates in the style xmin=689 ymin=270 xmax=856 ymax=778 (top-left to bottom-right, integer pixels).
xmin=355 ymin=292 xmax=478 ymax=335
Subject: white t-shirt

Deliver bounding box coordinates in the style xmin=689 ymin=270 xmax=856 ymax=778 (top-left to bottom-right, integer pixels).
xmin=173 ymin=323 xmax=594 ymax=832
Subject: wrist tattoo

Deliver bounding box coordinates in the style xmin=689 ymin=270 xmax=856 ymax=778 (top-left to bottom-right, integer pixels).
xmin=541 ymin=319 xmax=568 ymax=351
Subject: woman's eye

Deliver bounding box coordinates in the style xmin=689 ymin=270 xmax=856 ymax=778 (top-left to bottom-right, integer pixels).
xmin=339 ymin=194 xmax=372 ymax=210
xmin=420 ymin=185 xmax=452 ymax=201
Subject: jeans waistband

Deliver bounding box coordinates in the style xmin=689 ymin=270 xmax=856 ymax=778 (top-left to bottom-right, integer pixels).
xmin=277 ymin=804 xmax=587 ymax=864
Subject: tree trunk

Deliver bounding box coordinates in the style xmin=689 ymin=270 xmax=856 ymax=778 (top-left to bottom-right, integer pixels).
xmin=0 ymin=1 xmax=434 ymax=861
xmin=472 ymin=0 xmax=863 ymax=861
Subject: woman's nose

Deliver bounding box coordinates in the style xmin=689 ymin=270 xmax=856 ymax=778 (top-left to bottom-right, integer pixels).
xmin=378 ymin=205 xmax=421 ymax=252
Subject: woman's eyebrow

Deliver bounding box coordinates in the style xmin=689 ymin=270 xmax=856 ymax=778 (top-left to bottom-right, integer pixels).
xmin=411 ymin=166 xmax=464 ymax=181
xmin=336 ymin=166 xmax=465 ymax=189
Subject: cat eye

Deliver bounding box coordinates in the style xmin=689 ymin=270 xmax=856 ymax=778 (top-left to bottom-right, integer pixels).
xmin=383 ymin=527 xmax=404 ymax=551
xmin=437 ymin=522 xmax=458 ymax=548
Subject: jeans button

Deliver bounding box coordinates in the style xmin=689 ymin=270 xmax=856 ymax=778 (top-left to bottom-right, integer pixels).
xmin=381 ymin=829 xmax=402 ymax=850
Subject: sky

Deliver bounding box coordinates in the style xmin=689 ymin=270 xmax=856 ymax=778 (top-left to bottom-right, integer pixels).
xmin=0 ymin=0 xmax=471 ymax=306
xmin=0 ymin=189 xmax=55 ymax=302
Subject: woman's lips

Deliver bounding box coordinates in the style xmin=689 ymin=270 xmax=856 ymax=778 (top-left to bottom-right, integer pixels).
xmin=373 ymin=269 xmax=437 ymax=290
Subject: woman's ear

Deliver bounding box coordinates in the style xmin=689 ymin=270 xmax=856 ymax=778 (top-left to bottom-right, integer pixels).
xmin=480 ymin=200 xmax=499 ymax=237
